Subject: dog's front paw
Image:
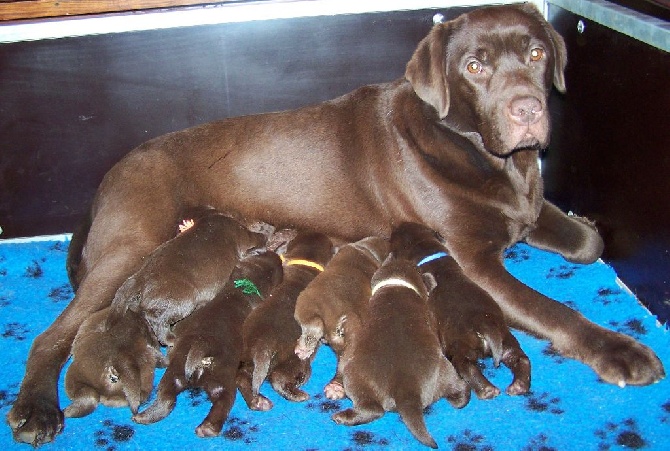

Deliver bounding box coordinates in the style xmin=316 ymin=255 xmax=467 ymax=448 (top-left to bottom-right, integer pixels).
xmin=7 ymin=393 xmax=64 ymax=446
xmin=576 ymin=327 xmax=664 ymax=386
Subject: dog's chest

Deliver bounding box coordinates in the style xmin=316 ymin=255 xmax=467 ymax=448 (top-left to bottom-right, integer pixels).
xmin=499 ymin=154 xmax=543 ymax=235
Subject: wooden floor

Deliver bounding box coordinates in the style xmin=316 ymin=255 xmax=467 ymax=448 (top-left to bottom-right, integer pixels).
xmin=0 ymin=0 xmax=237 ymax=21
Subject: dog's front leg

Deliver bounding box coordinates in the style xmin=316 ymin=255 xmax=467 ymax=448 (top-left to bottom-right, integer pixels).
xmin=454 ymin=248 xmax=664 ymax=387
xmin=525 ymin=200 xmax=604 ymax=264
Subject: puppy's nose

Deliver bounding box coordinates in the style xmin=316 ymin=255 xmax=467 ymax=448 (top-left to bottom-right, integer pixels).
xmin=509 ymin=96 xmax=543 ymax=125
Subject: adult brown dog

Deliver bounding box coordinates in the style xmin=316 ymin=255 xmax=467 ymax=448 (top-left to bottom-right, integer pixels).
xmin=8 ymin=3 xmax=664 ymax=445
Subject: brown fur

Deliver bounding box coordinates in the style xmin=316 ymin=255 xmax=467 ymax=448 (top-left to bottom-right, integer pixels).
xmin=332 ymin=254 xmax=470 ymax=449
xmin=132 ymin=251 xmax=283 ymax=437
xmin=237 ymin=232 xmax=334 ymax=411
xmin=9 ymin=4 xmax=663 ymax=445
xmin=107 ymin=211 xmax=266 ymax=345
xmin=390 ymin=222 xmax=531 ymax=399
xmin=294 ymin=236 xmax=389 ymax=399
xmin=64 ymin=307 xmax=163 ymax=418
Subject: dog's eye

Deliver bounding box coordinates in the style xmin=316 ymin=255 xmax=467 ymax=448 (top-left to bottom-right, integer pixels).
xmin=466 ymin=61 xmax=482 ymax=74
xmin=530 ymin=48 xmax=544 ymax=62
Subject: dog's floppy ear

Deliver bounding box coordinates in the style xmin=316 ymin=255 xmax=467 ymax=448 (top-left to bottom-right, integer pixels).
xmin=405 ymin=23 xmax=450 ymax=118
xmin=518 ymin=3 xmax=567 ymax=93
xmin=547 ymin=26 xmax=567 ymax=93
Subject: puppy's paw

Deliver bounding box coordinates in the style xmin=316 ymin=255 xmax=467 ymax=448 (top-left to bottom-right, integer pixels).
xmin=250 ymin=395 xmax=273 ymax=411
xmin=324 ymin=381 xmax=346 ymax=400
xmin=7 ymin=394 xmax=64 ymax=446
xmin=195 ymin=421 xmax=221 ymax=438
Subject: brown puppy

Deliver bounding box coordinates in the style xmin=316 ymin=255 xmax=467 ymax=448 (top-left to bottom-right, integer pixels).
xmin=333 ymin=254 xmax=469 ymax=449
xmin=294 ymin=236 xmax=389 ymax=399
xmin=390 ymin=222 xmax=531 ymax=399
xmin=237 ymin=232 xmax=334 ymax=411
xmin=11 ymin=4 xmax=663 ymax=445
xmin=132 ymin=251 xmax=283 ymax=437
xmin=64 ymin=307 xmax=164 ymax=418
xmin=108 ymin=210 xmax=266 ymax=345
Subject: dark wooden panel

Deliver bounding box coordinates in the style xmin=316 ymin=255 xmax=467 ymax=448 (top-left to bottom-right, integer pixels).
xmin=546 ymin=8 xmax=670 ymax=323
xmin=0 ymin=7 xmax=472 ymax=238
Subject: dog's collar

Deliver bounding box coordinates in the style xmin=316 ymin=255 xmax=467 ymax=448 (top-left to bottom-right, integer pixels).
xmin=233 ymin=278 xmax=261 ymax=297
xmin=280 ymin=255 xmax=325 ymax=272
xmin=417 ymin=251 xmax=449 ymax=266
xmin=371 ymin=277 xmax=421 ymax=296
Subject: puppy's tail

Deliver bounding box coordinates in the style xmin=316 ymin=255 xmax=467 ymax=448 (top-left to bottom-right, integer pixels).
xmin=66 ymin=207 xmax=91 ymax=291
xmin=185 ymin=339 xmax=212 ymax=381
xmin=396 ymin=395 xmax=437 ymax=449
xmin=251 ymin=348 xmax=274 ymax=396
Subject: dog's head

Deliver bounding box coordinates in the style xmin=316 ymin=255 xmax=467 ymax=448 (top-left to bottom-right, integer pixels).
xmin=406 ymin=3 xmax=567 ymax=157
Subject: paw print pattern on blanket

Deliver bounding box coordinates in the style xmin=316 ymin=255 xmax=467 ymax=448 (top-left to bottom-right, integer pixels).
xmin=446 ymin=429 xmax=494 ymax=451
xmin=594 ymin=418 xmax=647 ymax=450
xmin=222 ymin=417 xmax=260 ymax=444
xmin=94 ymin=419 xmax=135 ymax=451
xmin=523 ymin=391 xmax=564 ymax=415
xmin=306 ymin=393 xmax=343 ymax=413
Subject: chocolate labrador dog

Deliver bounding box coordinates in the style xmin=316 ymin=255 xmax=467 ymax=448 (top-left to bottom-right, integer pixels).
xmin=8 ymin=3 xmax=663 ymax=445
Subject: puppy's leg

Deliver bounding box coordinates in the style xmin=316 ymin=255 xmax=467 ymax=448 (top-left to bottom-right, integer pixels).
xmin=63 ymin=386 xmax=100 ymax=418
xmin=449 ymin=338 xmax=501 ymax=400
xmin=133 ymin=361 xmax=186 ymax=424
xmin=236 ymin=360 xmax=273 ymax=411
xmin=499 ymin=332 xmax=531 ymax=395
xmin=195 ymin=379 xmax=236 ymax=438
xmin=332 ymin=397 xmax=384 ymax=426
xmin=269 ymin=358 xmax=311 ymax=402
xmin=295 ymin=319 xmax=324 ymax=360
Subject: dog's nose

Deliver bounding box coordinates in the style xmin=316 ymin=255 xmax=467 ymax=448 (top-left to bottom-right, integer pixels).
xmin=509 ymin=96 xmax=543 ymax=125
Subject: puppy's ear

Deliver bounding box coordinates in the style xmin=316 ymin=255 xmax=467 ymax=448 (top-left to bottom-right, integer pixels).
xmin=405 ymin=23 xmax=451 ymax=118
xmin=421 ymin=272 xmax=438 ymax=294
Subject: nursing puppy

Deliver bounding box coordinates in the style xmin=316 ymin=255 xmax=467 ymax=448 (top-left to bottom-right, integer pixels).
xmin=390 ymin=222 xmax=531 ymax=399
xmin=132 ymin=251 xmax=283 ymax=437
xmin=108 ymin=209 xmax=266 ymax=345
xmin=238 ymin=232 xmax=334 ymax=411
xmin=333 ymin=254 xmax=469 ymax=449
xmin=294 ymin=236 xmax=389 ymax=399
xmin=64 ymin=307 xmax=164 ymax=418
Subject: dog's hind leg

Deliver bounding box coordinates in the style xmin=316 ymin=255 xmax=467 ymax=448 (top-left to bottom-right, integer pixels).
xmin=331 ymin=397 xmax=384 ymax=426
xmin=195 ymin=382 xmax=236 ymax=437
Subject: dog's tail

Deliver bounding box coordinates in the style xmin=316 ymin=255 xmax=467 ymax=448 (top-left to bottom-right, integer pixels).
xmin=66 ymin=207 xmax=92 ymax=291
xmin=184 ymin=339 xmax=212 ymax=381
xmin=251 ymin=348 xmax=274 ymax=396
xmin=396 ymin=393 xmax=438 ymax=449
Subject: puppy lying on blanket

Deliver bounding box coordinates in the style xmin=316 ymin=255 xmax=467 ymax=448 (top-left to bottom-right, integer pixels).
xmin=238 ymin=232 xmax=334 ymax=411
xmin=333 ymin=254 xmax=470 ymax=449
xmin=294 ymin=236 xmax=389 ymax=399
xmin=132 ymin=251 xmax=284 ymax=437
xmin=107 ymin=209 xmax=266 ymax=345
xmin=64 ymin=307 xmax=164 ymax=418
xmin=390 ymin=222 xmax=531 ymax=399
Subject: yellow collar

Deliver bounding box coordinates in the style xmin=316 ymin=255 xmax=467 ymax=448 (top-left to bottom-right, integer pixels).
xmin=280 ymin=255 xmax=325 ymax=272
xmin=371 ymin=277 xmax=421 ymax=296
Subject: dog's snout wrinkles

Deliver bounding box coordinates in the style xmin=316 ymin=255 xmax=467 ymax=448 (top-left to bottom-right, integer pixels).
xmin=509 ymin=96 xmax=543 ymax=125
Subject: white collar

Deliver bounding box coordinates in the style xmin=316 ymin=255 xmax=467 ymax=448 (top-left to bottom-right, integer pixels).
xmin=371 ymin=277 xmax=421 ymax=296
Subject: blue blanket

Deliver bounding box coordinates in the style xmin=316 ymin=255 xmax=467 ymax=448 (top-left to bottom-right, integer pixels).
xmin=0 ymin=236 xmax=668 ymax=450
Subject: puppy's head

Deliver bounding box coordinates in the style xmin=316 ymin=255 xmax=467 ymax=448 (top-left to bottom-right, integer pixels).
xmin=406 ymin=3 xmax=567 ymax=156
xmin=389 ymin=222 xmax=446 ymax=264
xmin=283 ymin=231 xmax=334 ymax=269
